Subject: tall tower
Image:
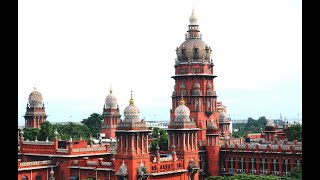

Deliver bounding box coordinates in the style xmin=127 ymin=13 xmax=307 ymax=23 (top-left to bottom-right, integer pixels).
xmin=167 ymin=96 xmax=200 ymax=180
xmin=114 ymin=92 xmax=151 ymax=180
xmin=24 ymin=87 xmax=47 ymax=128
xmin=206 ymin=120 xmax=220 ymax=176
xmin=102 ymin=87 xmax=121 ymax=139
xmin=171 ymin=9 xmax=219 ymax=146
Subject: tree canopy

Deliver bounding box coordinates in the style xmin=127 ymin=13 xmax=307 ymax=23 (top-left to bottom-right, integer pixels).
xmin=22 ymin=128 xmax=40 ymax=141
xmin=53 ymin=122 xmax=91 ymax=140
xmin=149 ymin=127 xmax=168 ymax=151
xmin=81 ymin=113 xmax=103 ymax=137
xmin=232 ymin=116 xmax=267 ymax=138
xmin=284 ymin=123 xmax=302 ymax=141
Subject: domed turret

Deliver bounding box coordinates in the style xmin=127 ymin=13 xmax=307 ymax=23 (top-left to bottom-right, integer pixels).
xmin=206 ymin=81 xmax=212 ymax=89
xmin=219 ymin=110 xmax=228 ymax=122
xmin=28 ymin=87 xmax=44 ymax=108
xmin=123 ymin=91 xmax=140 ymax=122
xmin=117 ymin=161 xmax=128 ymax=175
xmin=176 ymin=9 xmax=212 ymax=64
xmin=192 ymin=81 xmax=202 ymax=95
xmin=175 ymin=96 xmax=191 ymax=121
xmin=105 ymin=87 xmax=118 ymax=109
xmin=266 ymin=119 xmax=276 ymax=131
xmin=207 ymin=120 xmax=218 ymax=131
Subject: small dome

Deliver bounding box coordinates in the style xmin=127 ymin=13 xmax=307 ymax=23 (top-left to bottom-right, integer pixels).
xmin=180 ymin=82 xmax=186 ymax=89
xmin=28 ymin=87 xmax=43 ymax=108
xmin=207 ymin=120 xmax=218 ymax=130
xmin=206 ymin=81 xmax=212 ymax=89
xmin=266 ymin=119 xmax=275 ymax=127
xmin=105 ymin=88 xmax=118 ymax=109
xmin=219 ymin=111 xmax=228 ymax=122
xmin=193 ymin=82 xmax=200 ymax=89
xmin=177 ymin=39 xmax=210 ymax=62
xmin=175 ymin=96 xmax=191 ymax=121
xmin=117 ymin=161 xmax=128 ymax=175
xmin=123 ymin=92 xmax=140 ymax=122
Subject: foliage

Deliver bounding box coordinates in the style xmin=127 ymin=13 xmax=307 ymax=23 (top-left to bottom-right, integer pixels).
xmin=284 ymin=123 xmax=302 ymax=141
xmin=150 ymin=127 xmax=168 ymax=151
xmin=290 ymin=166 xmax=302 ymax=180
xmin=38 ymin=121 xmax=54 ymax=141
xmin=53 ymin=122 xmax=91 ymax=140
xmin=23 ymin=128 xmax=40 ymax=141
xmin=244 ymin=116 xmax=267 ymax=133
xmin=232 ymin=116 xmax=267 ymax=138
xmin=81 ymin=113 xmax=103 ymax=137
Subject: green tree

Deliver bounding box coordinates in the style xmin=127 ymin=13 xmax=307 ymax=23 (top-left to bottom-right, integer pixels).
xmin=38 ymin=121 xmax=54 ymax=141
xmin=285 ymin=123 xmax=302 ymax=141
xmin=290 ymin=166 xmax=302 ymax=180
xmin=23 ymin=128 xmax=40 ymax=141
xmin=150 ymin=127 xmax=168 ymax=151
xmin=81 ymin=113 xmax=103 ymax=137
xmin=54 ymin=122 xmax=91 ymax=140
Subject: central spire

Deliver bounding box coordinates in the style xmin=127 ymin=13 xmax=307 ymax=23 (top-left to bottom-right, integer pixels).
xmin=186 ymin=8 xmax=201 ymax=40
xmin=129 ymin=90 xmax=134 ymax=105
xmin=189 ymin=8 xmax=198 ymax=25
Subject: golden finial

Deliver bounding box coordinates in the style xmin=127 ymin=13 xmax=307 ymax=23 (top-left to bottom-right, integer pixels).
xmin=180 ymin=94 xmax=185 ymax=105
xmin=129 ymin=90 xmax=134 ymax=105
xmin=109 ymin=87 xmax=112 ymax=94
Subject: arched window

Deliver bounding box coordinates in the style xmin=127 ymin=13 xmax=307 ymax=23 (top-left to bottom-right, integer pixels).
xmin=22 ymin=176 xmax=28 ymax=180
xmin=36 ymin=174 xmax=41 ymax=180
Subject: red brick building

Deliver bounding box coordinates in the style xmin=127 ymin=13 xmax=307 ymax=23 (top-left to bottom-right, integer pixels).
xmin=18 ymin=9 xmax=302 ymax=180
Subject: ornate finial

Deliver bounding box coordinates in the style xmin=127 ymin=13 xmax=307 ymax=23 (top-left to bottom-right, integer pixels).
xmin=54 ymin=128 xmax=59 ymax=139
xmin=129 ymin=90 xmax=134 ymax=105
xmin=180 ymin=94 xmax=185 ymax=105
xmin=35 ymin=136 xmax=38 ymax=141
xmin=20 ymin=129 xmax=24 ymax=137
xmin=69 ymin=136 xmax=72 ymax=142
xmin=50 ymin=167 xmax=54 ymax=176
xmin=46 ymin=137 xmax=49 ymax=142
xmin=189 ymin=8 xmax=198 ymax=25
xmin=33 ymin=82 xmax=37 ymax=91
xmin=109 ymin=84 xmax=113 ymax=94
xmin=80 ymin=135 xmax=82 ymax=140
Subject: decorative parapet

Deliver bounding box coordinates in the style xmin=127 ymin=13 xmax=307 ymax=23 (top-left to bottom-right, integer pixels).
xmin=294 ymin=146 xmax=302 ymax=151
xmin=20 ymin=160 xmax=53 ymax=168
xmin=87 ymin=161 xmax=99 ymax=166
xmin=72 ymin=146 xmax=106 ymax=153
xmin=101 ymin=162 xmax=112 ymax=166
xmin=23 ymin=141 xmax=54 ymax=145
xmin=117 ymin=122 xmax=148 ymax=129
xmin=56 ymin=148 xmax=69 ymax=153
xmin=160 ymin=156 xmax=173 ymax=162
xmin=271 ymin=145 xmax=279 ymax=150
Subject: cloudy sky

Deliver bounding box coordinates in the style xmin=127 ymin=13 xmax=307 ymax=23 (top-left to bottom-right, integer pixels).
xmin=18 ymin=0 xmax=302 ymax=125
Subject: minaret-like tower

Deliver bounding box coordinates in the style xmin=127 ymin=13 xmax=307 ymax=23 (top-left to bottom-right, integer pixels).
xmin=115 ymin=91 xmax=151 ymax=180
xmin=167 ymin=96 xmax=200 ymax=180
xmin=171 ymin=9 xmax=219 ymax=146
xmin=219 ymin=109 xmax=231 ymax=138
xmin=102 ymin=87 xmax=121 ymax=139
xmin=206 ymin=120 xmax=220 ymax=176
xmin=264 ymin=119 xmax=277 ymax=141
xmin=24 ymin=87 xmax=47 ymax=128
